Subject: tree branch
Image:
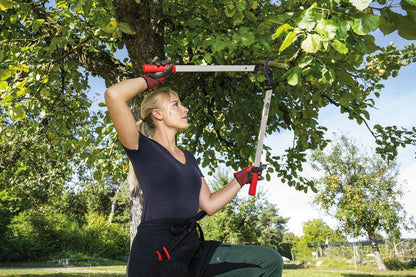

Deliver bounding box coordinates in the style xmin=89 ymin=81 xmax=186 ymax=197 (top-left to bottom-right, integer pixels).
xmin=322 ymin=94 xmax=378 ymax=140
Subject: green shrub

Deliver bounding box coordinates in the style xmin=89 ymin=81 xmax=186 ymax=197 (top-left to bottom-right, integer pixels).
xmin=384 ymin=257 xmax=416 ymax=270
xmin=3 ymin=206 xmax=80 ymax=261
xmin=79 ymin=213 xmax=129 ymax=259
xmin=1 ymin=207 xmax=129 ymax=261
xmin=319 ymin=256 xmax=354 ymax=269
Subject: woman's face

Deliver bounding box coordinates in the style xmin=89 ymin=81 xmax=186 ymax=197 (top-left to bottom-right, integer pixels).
xmin=160 ymin=93 xmax=189 ymax=131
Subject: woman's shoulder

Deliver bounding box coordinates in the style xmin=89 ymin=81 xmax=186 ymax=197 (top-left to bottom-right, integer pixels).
xmin=123 ymin=132 xmax=150 ymax=152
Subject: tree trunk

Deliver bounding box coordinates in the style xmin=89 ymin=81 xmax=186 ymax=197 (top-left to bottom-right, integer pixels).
xmin=113 ymin=0 xmax=165 ymax=245
xmin=108 ymin=182 xmax=123 ymax=224
xmin=352 ymin=242 xmax=361 ymax=265
xmin=368 ymin=232 xmax=387 ymax=271
xmin=113 ymin=0 xmax=165 ymax=75
xmin=128 ymin=162 xmax=143 ymax=247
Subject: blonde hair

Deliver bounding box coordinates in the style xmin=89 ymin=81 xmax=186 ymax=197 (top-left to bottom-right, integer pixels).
xmin=137 ymin=87 xmax=179 ymax=137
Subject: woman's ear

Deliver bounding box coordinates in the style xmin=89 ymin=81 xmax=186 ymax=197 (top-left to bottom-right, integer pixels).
xmin=152 ymin=109 xmax=163 ymax=121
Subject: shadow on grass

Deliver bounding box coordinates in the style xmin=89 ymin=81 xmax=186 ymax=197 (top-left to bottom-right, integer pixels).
xmin=342 ymin=273 xmax=415 ymax=277
xmin=283 ymin=263 xmax=308 ymax=269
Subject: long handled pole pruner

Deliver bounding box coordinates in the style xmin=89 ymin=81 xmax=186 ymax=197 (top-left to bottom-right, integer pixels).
xmin=143 ymin=60 xmax=274 ymax=196
xmin=248 ymin=59 xmax=273 ymax=196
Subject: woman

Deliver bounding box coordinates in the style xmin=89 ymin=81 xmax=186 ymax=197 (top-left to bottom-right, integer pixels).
xmin=105 ymin=60 xmax=283 ymax=277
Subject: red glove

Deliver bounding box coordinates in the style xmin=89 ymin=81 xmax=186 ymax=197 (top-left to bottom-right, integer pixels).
xmin=142 ymin=57 xmax=173 ymax=91
xmin=234 ymin=165 xmax=263 ymax=187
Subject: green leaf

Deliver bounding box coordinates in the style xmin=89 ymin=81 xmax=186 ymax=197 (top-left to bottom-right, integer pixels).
xmin=8 ymin=106 xmax=26 ymax=121
xmin=212 ymin=38 xmax=228 ymax=52
xmin=339 ymin=93 xmax=352 ymax=107
xmin=349 ymin=0 xmax=372 ymax=11
xmin=204 ymin=53 xmax=212 ymax=64
xmin=405 ymin=0 xmax=416 ymax=5
xmin=186 ymin=18 xmax=202 ymax=28
xmin=0 ymin=0 xmax=17 ymax=10
xmin=320 ymin=67 xmax=335 ymax=84
xmin=397 ymin=15 xmax=416 ymax=39
xmin=0 ymin=80 xmax=8 ymax=90
xmin=301 ymin=34 xmax=322 ymax=53
xmin=315 ymin=19 xmax=338 ymax=39
xmin=331 ymin=39 xmax=349 ymax=54
xmin=135 ymin=0 xmax=140 ymax=3
xmin=334 ymin=68 xmax=355 ymax=86
xmin=238 ymin=27 xmax=256 ymax=47
xmin=279 ymin=31 xmax=297 ymax=53
xmin=351 ymin=14 xmax=379 ymax=35
xmin=93 ymin=170 xmax=102 ymax=181
xmin=225 ymin=4 xmax=236 ymax=17
xmin=287 ymin=67 xmax=302 ymax=86
xmin=233 ymin=10 xmax=244 ymax=25
xmin=298 ymin=3 xmax=320 ymax=31
xmin=72 ymin=0 xmax=83 ymax=13
xmin=0 ymin=68 xmax=11 ymax=80
xmin=335 ymin=20 xmax=351 ymax=40
xmin=243 ymin=10 xmax=256 ymax=22
xmin=118 ymin=22 xmax=136 ymax=35
xmin=379 ymin=10 xmax=397 ymax=35
xmin=298 ymin=56 xmax=313 ymax=68
xmin=272 ymin=23 xmax=293 ymax=40
xmin=401 ymin=1 xmax=416 ymax=22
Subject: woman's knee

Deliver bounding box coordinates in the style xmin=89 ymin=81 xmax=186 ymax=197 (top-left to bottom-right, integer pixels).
xmin=262 ymin=247 xmax=283 ymax=269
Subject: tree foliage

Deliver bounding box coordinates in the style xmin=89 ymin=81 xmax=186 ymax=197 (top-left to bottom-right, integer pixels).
xmin=310 ymin=135 xmax=413 ymax=270
xmin=301 ymin=219 xmax=346 ymax=247
xmin=1 ymin=0 xmax=416 ymax=241
xmin=293 ymin=219 xmax=347 ymax=260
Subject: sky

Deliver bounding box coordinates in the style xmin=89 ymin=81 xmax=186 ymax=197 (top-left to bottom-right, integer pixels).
xmin=90 ymin=30 xmax=415 ymax=239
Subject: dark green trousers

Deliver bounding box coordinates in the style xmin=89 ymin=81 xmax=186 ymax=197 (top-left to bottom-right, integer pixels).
xmin=204 ymin=244 xmax=283 ymax=277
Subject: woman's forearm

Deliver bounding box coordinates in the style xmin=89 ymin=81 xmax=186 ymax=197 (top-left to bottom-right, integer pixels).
xmin=106 ymin=77 xmax=148 ymax=103
xmin=199 ymin=178 xmax=241 ymax=216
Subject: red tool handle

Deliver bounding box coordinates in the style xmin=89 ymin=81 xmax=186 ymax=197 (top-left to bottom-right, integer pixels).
xmin=143 ymin=64 xmax=176 ymax=73
xmin=248 ymin=171 xmax=258 ymax=196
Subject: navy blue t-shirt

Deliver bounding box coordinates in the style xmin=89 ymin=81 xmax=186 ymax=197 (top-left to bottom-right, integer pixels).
xmin=124 ymin=133 xmax=203 ymax=222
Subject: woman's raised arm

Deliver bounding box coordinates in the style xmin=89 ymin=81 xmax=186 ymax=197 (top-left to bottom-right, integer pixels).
xmin=105 ymin=77 xmax=148 ymax=150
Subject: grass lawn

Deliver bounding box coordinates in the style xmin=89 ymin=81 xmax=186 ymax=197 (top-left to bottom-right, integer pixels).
xmin=283 ymin=268 xmax=416 ymax=277
xmin=1 ymin=266 xmax=416 ymax=277
xmin=0 ymin=265 xmax=126 ymax=276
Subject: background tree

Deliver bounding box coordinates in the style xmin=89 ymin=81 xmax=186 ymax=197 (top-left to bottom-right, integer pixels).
xmin=299 ymin=219 xmax=347 ymax=257
xmin=310 ymin=135 xmax=413 ymax=271
xmin=1 ymin=0 xmax=416 ymax=244
xmin=200 ymin=171 xmax=288 ymax=249
xmin=292 ymin=219 xmax=346 ymax=261
xmin=279 ymin=232 xmax=299 ymax=260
